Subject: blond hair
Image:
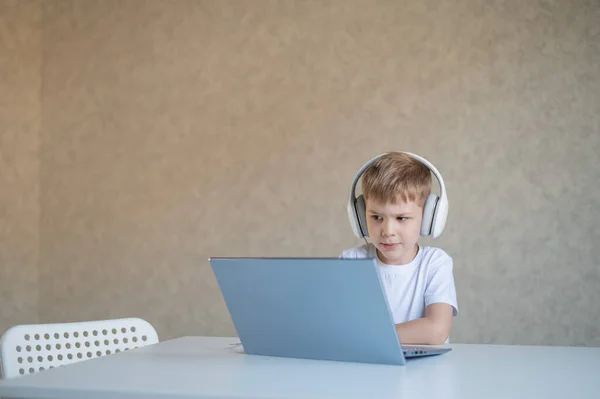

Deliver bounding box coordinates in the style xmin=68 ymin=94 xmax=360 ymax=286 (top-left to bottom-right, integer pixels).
xmin=361 ymin=152 xmax=432 ymax=207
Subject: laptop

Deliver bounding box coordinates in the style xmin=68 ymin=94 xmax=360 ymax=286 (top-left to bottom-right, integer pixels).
xmin=209 ymin=257 xmax=451 ymax=366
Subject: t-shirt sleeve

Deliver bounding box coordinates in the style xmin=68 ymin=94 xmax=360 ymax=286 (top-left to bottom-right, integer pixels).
xmin=424 ymin=252 xmax=459 ymax=316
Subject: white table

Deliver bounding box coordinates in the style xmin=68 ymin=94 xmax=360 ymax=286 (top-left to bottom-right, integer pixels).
xmin=0 ymin=336 xmax=599 ymax=398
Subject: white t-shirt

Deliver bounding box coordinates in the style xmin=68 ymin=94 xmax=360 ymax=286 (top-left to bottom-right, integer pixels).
xmin=339 ymin=243 xmax=458 ymax=325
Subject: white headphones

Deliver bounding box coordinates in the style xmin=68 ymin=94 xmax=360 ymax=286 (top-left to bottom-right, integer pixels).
xmin=347 ymin=151 xmax=449 ymax=239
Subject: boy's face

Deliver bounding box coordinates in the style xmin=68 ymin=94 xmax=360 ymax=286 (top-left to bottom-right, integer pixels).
xmin=365 ymin=196 xmax=423 ymax=265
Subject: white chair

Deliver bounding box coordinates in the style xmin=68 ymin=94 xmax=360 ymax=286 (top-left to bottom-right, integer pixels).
xmin=0 ymin=317 xmax=159 ymax=379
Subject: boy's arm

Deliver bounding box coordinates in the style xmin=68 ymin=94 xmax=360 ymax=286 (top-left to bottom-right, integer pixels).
xmin=395 ymin=303 xmax=453 ymax=345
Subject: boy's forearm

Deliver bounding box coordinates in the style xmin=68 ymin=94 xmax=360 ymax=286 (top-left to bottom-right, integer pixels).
xmin=395 ymin=317 xmax=449 ymax=345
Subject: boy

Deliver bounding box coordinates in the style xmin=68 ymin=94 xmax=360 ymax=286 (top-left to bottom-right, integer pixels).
xmin=341 ymin=151 xmax=458 ymax=345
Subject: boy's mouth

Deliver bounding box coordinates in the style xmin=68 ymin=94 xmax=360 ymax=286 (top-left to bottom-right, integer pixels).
xmin=380 ymin=243 xmax=399 ymax=250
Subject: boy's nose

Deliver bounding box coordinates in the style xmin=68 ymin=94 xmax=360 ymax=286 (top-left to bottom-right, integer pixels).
xmin=382 ymin=221 xmax=394 ymax=236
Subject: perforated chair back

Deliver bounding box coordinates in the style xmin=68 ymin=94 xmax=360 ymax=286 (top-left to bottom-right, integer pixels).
xmin=0 ymin=317 xmax=158 ymax=379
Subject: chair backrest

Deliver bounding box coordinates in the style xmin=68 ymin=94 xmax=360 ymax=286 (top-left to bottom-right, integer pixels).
xmin=0 ymin=317 xmax=159 ymax=379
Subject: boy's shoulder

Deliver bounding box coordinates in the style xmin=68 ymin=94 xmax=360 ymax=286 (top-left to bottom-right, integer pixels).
xmin=339 ymin=243 xmax=375 ymax=259
xmin=418 ymin=245 xmax=453 ymax=267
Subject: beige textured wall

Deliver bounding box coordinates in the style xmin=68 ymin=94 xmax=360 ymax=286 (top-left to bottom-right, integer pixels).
xmin=0 ymin=0 xmax=41 ymax=336
xmin=2 ymin=0 xmax=600 ymax=347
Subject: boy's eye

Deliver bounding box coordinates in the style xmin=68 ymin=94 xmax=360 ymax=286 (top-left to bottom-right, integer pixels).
xmin=397 ymin=217 xmax=408 ymax=221
xmin=371 ymin=215 xmax=382 ymax=221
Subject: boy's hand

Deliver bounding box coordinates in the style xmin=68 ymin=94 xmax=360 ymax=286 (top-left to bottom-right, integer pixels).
xmin=395 ymin=303 xmax=453 ymax=345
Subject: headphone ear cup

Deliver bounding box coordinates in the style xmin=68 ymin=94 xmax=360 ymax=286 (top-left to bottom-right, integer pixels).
xmin=421 ymin=193 xmax=438 ymax=237
xmin=355 ymin=195 xmax=369 ymax=237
